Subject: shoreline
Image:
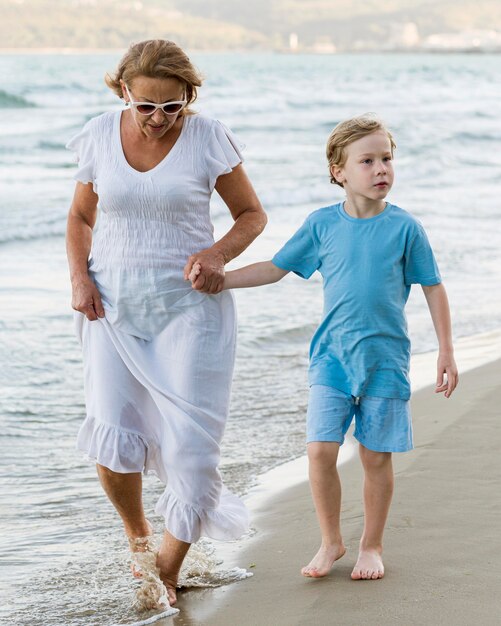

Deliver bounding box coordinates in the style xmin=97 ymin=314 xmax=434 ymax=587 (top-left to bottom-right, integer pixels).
xmin=167 ymin=328 xmax=501 ymax=625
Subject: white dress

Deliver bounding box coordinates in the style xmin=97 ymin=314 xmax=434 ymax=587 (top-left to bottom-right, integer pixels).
xmin=66 ymin=111 xmax=249 ymax=544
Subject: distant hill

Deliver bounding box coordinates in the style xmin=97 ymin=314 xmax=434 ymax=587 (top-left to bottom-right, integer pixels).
xmin=0 ymin=0 xmax=267 ymax=50
xmin=1 ymin=0 xmax=500 ymax=50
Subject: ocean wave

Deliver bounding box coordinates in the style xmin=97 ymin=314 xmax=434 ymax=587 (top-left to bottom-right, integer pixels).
xmin=452 ymin=131 xmax=500 ymax=143
xmin=0 ymin=224 xmax=66 ymax=245
xmin=240 ymin=323 xmax=316 ymax=354
xmin=38 ymin=140 xmax=66 ymax=151
xmin=0 ymin=89 xmax=35 ymax=108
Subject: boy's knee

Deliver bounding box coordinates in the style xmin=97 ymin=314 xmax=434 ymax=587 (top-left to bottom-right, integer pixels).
xmin=307 ymin=441 xmax=340 ymax=468
xmin=359 ymin=446 xmax=391 ymax=471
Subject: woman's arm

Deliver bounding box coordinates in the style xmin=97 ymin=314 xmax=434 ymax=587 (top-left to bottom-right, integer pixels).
xmin=66 ymin=182 xmax=105 ymax=321
xmin=184 ymin=164 xmax=267 ymax=294
xmin=422 ymin=283 xmax=458 ymax=398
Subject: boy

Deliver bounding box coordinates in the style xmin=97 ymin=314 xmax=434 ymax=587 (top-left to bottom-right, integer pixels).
xmin=189 ymin=114 xmax=458 ymax=580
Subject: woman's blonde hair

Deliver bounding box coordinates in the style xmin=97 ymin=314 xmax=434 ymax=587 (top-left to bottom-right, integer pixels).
xmin=326 ymin=114 xmax=396 ymax=186
xmin=105 ymin=39 xmax=203 ymax=112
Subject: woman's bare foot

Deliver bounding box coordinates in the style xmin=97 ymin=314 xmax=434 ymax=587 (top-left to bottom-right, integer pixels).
xmin=301 ymin=543 xmax=346 ymax=578
xmin=127 ymin=519 xmax=154 ymax=578
xmin=154 ymin=529 xmax=190 ymax=606
xmin=351 ymin=548 xmax=384 ymax=580
xmin=156 ymin=551 xmax=179 ymax=606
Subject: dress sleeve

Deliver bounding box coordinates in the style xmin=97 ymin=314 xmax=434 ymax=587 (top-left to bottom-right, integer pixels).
xmin=272 ymin=218 xmax=321 ymax=279
xmin=404 ymin=223 xmax=441 ymax=286
xmin=206 ymin=120 xmax=244 ymax=192
xmin=66 ymin=120 xmax=97 ymax=191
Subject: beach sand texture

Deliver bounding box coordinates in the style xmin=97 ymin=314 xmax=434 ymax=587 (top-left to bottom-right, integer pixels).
xmin=167 ymin=359 xmax=501 ymax=626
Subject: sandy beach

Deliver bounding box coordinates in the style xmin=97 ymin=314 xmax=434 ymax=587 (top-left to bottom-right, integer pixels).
xmin=165 ymin=357 xmax=501 ymax=626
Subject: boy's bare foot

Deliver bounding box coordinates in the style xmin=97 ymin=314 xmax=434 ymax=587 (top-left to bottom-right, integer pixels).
xmin=351 ymin=548 xmax=384 ymax=580
xmin=301 ymin=543 xmax=346 ymax=578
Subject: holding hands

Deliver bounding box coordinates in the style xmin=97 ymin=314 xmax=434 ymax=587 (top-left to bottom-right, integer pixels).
xmin=184 ymin=247 xmax=226 ymax=294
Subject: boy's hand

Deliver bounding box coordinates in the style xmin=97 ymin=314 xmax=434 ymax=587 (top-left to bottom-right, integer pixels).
xmin=435 ymin=352 xmax=458 ymax=398
xmin=187 ymin=262 xmax=202 ymax=286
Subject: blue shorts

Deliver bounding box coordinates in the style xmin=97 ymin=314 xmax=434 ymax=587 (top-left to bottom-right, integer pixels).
xmin=307 ymin=385 xmax=413 ymax=453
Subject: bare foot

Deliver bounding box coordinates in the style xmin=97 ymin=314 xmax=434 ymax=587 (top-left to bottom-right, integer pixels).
xmin=351 ymin=548 xmax=384 ymax=580
xmin=301 ymin=543 xmax=346 ymax=578
xmin=156 ymin=552 xmax=179 ymax=606
xmin=127 ymin=520 xmax=154 ymax=579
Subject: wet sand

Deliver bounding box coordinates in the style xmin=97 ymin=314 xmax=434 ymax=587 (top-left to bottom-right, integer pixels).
xmin=168 ymin=358 xmax=501 ymax=625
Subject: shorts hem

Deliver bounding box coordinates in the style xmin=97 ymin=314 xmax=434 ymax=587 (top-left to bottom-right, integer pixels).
xmin=306 ymin=435 xmax=345 ymax=445
xmin=354 ymin=434 xmax=413 ymax=453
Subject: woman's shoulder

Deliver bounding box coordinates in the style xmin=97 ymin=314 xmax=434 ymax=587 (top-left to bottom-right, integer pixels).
xmin=187 ymin=113 xmax=233 ymax=138
xmin=66 ymin=111 xmax=117 ymax=162
xmin=82 ymin=110 xmax=117 ymax=135
xmin=72 ymin=111 xmax=116 ymax=143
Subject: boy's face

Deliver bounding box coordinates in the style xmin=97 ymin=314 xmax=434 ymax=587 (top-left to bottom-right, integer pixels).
xmin=331 ymin=131 xmax=394 ymax=202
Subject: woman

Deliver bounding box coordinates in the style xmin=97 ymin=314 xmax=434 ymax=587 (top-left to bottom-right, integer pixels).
xmin=66 ymin=39 xmax=266 ymax=606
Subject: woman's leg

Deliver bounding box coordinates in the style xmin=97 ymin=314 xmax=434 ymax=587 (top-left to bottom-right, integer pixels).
xmin=97 ymin=464 xmax=189 ymax=604
xmin=351 ymin=444 xmax=393 ymax=580
xmin=97 ymin=465 xmax=150 ymax=537
xmin=301 ymin=441 xmax=346 ymax=577
xmin=80 ymin=320 xmax=195 ymax=605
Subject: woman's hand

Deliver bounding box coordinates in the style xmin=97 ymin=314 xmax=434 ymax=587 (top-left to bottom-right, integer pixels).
xmin=184 ymin=248 xmax=226 ymax=294
xmin=71 ymin=277 xmax=105 ymax=321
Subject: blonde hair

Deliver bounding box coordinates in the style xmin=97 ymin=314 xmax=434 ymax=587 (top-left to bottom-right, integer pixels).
xmin=326 ymin=114 xmax=396 ymax=186
xmin=105 ymin=39 xmax=203 ymax=112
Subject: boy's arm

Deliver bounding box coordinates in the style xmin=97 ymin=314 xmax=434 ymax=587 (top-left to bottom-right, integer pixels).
xmin=224 ymin=261 xmax=289 ymax=289
xmin=188 ymin=260 xmax=288 ymax=289
xmin=421 ymin=283 xmax=459 ymax=398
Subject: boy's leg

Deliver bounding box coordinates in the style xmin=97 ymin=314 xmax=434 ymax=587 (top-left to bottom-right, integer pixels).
xmin=351 ymin=444 xmax=393 ymax=580
xmin=302 ymin=441 xmax=346 ymax=577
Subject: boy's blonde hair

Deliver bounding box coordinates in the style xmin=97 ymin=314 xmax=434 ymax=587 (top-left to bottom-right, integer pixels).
xmin=326 ymin=114 xmax=396 ymax=187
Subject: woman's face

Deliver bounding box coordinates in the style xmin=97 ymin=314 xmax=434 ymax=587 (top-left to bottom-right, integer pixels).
xmin=121 ymin=75 xmax=186 ymax=139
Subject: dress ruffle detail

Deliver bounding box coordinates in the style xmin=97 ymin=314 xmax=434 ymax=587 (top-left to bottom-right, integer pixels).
xmin=155 ymin=486 xmax=249 ymax=544
xmin=77 ymin=415 xmax=162 ymax=476
xmin=206 ymin=120 xmax=244 ymax=191
xmin=65 ymin=120 xmax=97 ymax=191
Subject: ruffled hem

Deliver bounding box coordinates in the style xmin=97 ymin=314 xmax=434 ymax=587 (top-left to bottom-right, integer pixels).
xmin=77 ymin=417 xmax=248 ymax=543
xmin=155 ymin=486 xmax=249 ymax=544
xmin=66 ymin=120 xmax=97 ymax=191
xmin=206 ymin=120 xmax=244 ymax=192
xmin=76 ymin=415 xmax=163 ymax=478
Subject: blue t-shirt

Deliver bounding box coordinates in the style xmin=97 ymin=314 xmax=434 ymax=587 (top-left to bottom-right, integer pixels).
xmin=272 ymin=202 xmax=441 ymax=400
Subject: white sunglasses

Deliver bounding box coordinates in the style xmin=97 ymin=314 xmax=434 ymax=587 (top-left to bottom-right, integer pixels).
xmin=124 ymin=84 xmax=187 ymax=116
